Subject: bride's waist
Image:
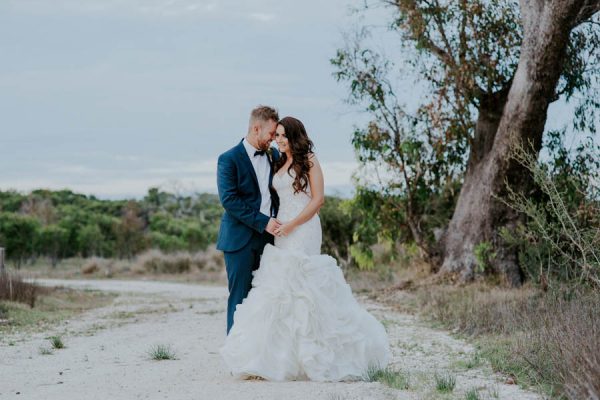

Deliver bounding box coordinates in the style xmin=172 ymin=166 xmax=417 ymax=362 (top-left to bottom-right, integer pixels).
xmin=276 ymin=208 xmax=320 ymax=223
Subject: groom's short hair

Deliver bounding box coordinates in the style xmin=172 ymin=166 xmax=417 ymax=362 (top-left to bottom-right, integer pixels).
xmin=250 ymin=105 xmax=279 ymax=124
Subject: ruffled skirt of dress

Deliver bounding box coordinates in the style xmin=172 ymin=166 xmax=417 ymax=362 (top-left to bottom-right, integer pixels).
xmin=220 ymin=244 xmax=391 ymax=382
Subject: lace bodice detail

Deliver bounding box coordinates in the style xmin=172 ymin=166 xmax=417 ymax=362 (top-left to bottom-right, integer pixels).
xmin=272 ymin=169 xmax=321 ymax=255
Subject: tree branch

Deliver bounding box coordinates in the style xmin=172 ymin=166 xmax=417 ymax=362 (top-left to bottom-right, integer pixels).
xmin=573 ymin=0 xmax=600 ymax=27
xmin=391 ymin=0 xmax=455 ymax=67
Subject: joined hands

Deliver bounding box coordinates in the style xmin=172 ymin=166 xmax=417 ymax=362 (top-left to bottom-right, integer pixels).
xmin=265 ymin=218 xmax=295 ymax=237
xmin=265 ymin=218 xmax=282 ymax=236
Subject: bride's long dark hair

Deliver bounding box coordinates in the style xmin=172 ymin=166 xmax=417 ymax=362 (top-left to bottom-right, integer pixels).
xmin=275 ymin=116 xmax=315 ymax=194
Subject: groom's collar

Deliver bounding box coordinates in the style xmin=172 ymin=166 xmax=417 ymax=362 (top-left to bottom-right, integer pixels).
xmin=242 ymin=138 xmax=262 ymax=161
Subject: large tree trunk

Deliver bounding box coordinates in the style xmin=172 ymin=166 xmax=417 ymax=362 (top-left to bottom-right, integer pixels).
xmin=440 ymin=0 xmax=596 ymax=285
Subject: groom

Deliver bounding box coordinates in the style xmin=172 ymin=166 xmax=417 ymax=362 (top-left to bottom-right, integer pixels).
xmin=216 ymin=105 xmax=281 ymax=334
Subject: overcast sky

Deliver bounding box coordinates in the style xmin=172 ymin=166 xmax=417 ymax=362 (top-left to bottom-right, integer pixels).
xmin=0 ymin=0 xmax=385 ymax=199
xmin=0 ymin=0 xmax=586 ymax=199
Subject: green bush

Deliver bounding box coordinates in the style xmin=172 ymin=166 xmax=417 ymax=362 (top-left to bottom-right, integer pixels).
xmin=0 ymin=212 xmax=40 ymax=267
xmin=0 ymin=188 xmax=223 ymax=264
xmin=501 ymin=141 xmax=600 ymax=288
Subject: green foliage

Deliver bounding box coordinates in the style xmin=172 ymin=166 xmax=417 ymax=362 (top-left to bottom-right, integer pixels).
xmin=0 ymin=188 xmax=367 ymax=269
xmin=0 ymin=190 xmax=25 ymax=212
xmin=0 ymin=212 xmax=40 ymax=267
xmin=148 ymin=231 xmax=187 ymax=253
xmin=148 ymin=211 xmax=211 ymax=252
xmin=77 ymin=224 xmax=105 ymax=258
xmin=350 ymin=243 xmax=375 ymax=270
xmin=319 ymin=196 xmax=360 ymax=268
xmin=331 ymin=1 xmax=600 ymax=266
xmin=473 ymin=241 xmax=496 ymax=274
xmin=0 ymin=188 xmax=223 ymax=265
xmin=500 ymin=140 xmax=600 ymax=288
xmin=36 ymin=224 xmax=68 ymax=266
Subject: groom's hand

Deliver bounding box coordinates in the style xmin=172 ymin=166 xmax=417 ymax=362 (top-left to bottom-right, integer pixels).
xmin=265 ymin=218 xmax=282 ymax=235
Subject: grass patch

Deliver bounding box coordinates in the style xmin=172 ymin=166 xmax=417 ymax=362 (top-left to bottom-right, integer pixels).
xmin=464 ymin=388 xmax=480 ymax=400
xmin=364 ymin=365 xmax=410 ymax=390
xmin=0 ymin=285 xmax=116 ymax=336
xmin=454 ymin=352 xmax=483 ymax=370
xmin=19 ymin=250 xmax=227 ymax=285
xmin=434 ymin=372 xmax=456 ymax=393
xmin=412 ymin=284 xmax=600 ymax=399
xmin=148 ymin=344 xmax=177 ymax=360
xmin=49 ymin=335 xmax=65 ymax=349
xmin=38 ymin=346 xmax=53 ymax=355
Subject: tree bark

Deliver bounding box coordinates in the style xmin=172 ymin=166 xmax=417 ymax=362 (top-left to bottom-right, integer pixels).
xmin=440 ymin=0 xmax=596 ymax=285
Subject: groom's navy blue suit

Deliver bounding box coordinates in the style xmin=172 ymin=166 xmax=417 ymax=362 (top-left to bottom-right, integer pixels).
xmin=216 ymin=140 xmax=279 ymax=334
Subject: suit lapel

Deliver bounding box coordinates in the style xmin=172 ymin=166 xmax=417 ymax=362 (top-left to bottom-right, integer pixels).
xmin=236 ymin=140 xmax=260 ymax=190
xmin=267 ymin=150 xmax=274 ymax=187
xmin=268 ymin=148 xmax=280 ymax=218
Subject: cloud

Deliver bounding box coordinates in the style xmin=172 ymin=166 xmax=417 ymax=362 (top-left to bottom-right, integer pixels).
xmin=320 ymin=160 xmax=358 ymax=187
xmin=247 ymin=12 xmax=276 ymax=22
xmin=5 ymin=0 xmax=220 ymax=18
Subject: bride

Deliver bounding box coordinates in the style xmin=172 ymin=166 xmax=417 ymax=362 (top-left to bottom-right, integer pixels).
xmin=220 ymin=116 xmax=391 ymax=382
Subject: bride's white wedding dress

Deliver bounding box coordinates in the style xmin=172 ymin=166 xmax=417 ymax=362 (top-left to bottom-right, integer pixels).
xmin=220 ymin=169 xmax=391 ymax=382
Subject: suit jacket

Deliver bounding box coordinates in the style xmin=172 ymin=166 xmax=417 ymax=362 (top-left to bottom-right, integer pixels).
xmin=216 ymin=140 xmax=280 ymax=252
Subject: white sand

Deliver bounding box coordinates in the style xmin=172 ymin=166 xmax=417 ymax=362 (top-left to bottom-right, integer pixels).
xmin=0 ymin=279 xmax=542 ymax=399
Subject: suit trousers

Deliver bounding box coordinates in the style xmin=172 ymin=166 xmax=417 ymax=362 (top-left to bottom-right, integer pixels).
xmin=224 ymin=231 xmax=273 ymax=334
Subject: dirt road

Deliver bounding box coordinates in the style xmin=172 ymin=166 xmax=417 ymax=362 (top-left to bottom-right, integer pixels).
xmin=0 ymin=279 xmax=541 ymax=399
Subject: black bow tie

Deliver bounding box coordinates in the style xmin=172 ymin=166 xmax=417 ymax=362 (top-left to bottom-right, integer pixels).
xmin=254 ymin=150 xmax=266 ymax=157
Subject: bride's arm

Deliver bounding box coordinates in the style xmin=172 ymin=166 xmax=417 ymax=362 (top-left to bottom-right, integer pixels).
xmin=276 ymin=154 xmax=325 ymax=236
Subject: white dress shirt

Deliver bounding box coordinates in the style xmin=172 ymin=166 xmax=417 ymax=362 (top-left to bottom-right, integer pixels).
xmin=242 ymin=138 xmax=272 ymax=217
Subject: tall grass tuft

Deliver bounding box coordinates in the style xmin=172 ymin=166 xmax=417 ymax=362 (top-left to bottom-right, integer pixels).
xmin=434 ymin=371 xmax=456 ymax=393
xmin=0 ymin=270 xmax=39 ymax=307
xmin=50 ymin=335 xmax=65 ymax=349
xmin=363 ymin=365 xmax=410 ymax=390
xmin=148 ymin=344 xmax=177 ymax=360
xmin=464 ymin=388 xmax=480 ymax=400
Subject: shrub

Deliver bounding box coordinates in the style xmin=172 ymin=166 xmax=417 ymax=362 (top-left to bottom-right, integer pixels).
xmin=81 ymin=257 xmax=114 ymax=275
xmin=0 ymin=270 xmax=39 ymax=307
xmin=134 ymin=250 xmax=191 ymax=274
xmin=417 ymin=285 xmax=600 ymax=399
xmin=202 ymin=245 xmax=224 ymax=271
xmin=501 ymin=141 xmax=600 ymax=288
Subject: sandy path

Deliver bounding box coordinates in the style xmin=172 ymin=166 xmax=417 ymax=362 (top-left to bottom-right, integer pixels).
xmin=0 ymin=279 xmax=542 ymax=400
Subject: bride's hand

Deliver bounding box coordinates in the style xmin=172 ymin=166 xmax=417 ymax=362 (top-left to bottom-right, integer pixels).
xmin=274 ymin=222 xmax=296 ymax=237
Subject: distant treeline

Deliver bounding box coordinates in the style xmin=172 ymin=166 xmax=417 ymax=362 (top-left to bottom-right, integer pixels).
xmin=0 ymin=188 xmax=355 ymax=268
xmin=0 ymin=188 xmax=222 ymax=267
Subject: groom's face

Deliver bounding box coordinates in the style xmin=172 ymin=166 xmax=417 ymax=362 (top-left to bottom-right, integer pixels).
xmin=256 ymin=119 xmax=277 ymax=150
